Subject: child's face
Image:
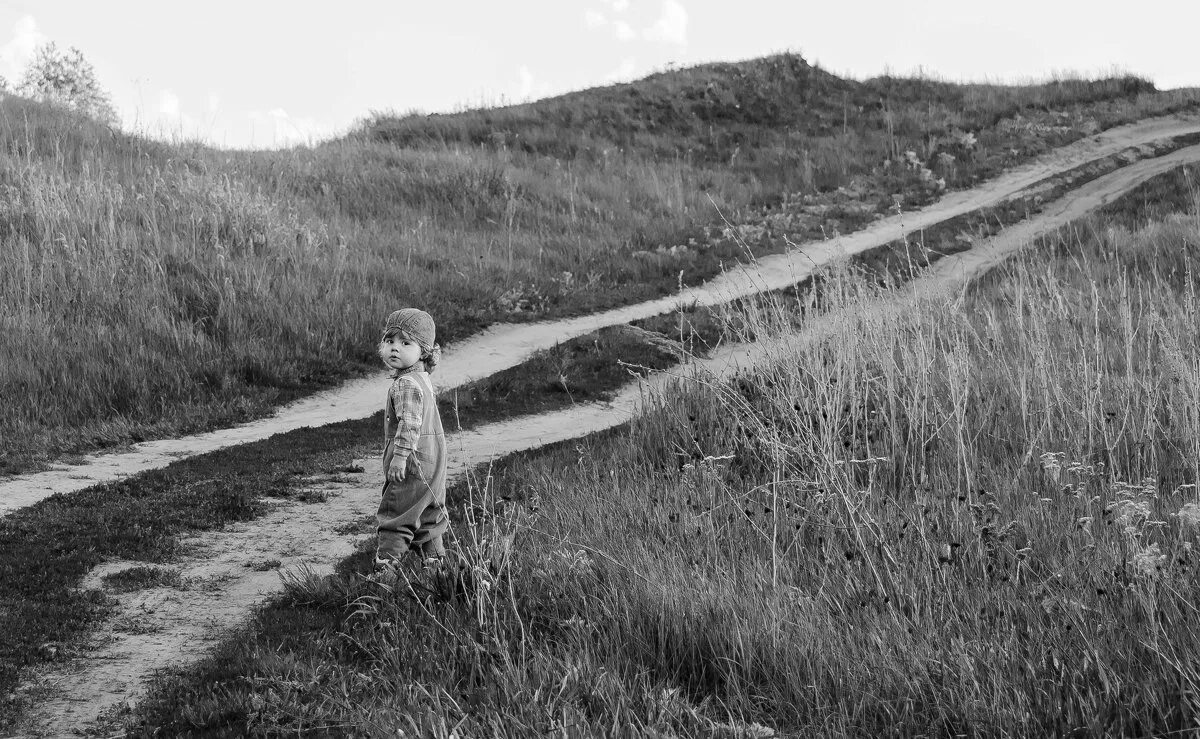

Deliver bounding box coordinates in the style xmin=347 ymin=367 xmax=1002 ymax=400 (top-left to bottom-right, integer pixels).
xmin=379 ymin=333 xmax=423 ymax=371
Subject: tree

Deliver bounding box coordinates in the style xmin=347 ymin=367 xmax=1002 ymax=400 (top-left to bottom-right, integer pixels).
xmin=17 ymin=42 xmax=117 ymax=124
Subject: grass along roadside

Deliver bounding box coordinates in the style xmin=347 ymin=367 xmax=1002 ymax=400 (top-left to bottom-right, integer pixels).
xmin=4 ymin=140 xmax=1200 ymax=734
xmin=9 ymin=153 xmax=1195 ymax=730
xmin=118 ymin=174 xmax=1200 ymax=734
xmin=5 ymin=62 xmax=1198 ymax=477
xmin=0 ymin=416 xmax=376 ymax=730
xmin=627 ymin=139 xmax=1200 ymax=348
xmin=442 ymin=323 xmax=719 ymax=431
xmin=12 ymin=131 xmax=1186 ymax=519
xmin=849 ymin=132 xmax=1200 ymax=285
xmin=0 ymin=319 xmax=716 ymax=732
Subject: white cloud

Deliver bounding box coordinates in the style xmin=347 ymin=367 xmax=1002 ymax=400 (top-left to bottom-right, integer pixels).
xmin=137 ymin=89 xmax=204 ymax=142
xmin=585 ymin=5 xmax=635 ymax=42
xmin=644 ymin=0 xmax=688 ymax=46
xmin=247 ymin=107 xmax=332 ymax=148
xmin=126 ymin=89 xmax=230 ymax=144
xmin=0 ymin=15 xmax=47 ymax=82
xmin=604 ymin=57 xmax=638 ymax=84
xmin=158 ymin=90 xmax=181 ymax=117
xmin=517 ymin=65 xmax=552 ymax=102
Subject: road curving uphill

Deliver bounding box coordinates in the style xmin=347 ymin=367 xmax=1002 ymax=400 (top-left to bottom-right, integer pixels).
xmin=3 ymin=112 xmax=1200 ymax=517
xmin=11 ymin=114 xmax=1200 ymax=736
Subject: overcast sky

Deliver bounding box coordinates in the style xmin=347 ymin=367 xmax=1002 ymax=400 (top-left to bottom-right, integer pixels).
xmin=1 ymin=0 xmax=1195 ymax=150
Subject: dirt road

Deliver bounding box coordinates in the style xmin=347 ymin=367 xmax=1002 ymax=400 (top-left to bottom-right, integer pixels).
xmin=12 ymin=345 xmax=765 ymax=737
xmin=9 ymin=118 xmax=1200 ymax=736
xmin=3 ymin=112 xmax=1199 ymax=517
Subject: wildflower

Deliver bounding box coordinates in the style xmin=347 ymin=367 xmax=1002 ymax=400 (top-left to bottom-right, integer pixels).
xmin=1130 ymin=543 xmax=1166 ymax=577
xmin=1040 ymin=452 xmax=1064 ymax=484
xmin=1110 ymin=498 xmax=1152 ymax=534
xmin=1177 ymin=503 xmax=1200 ymax=527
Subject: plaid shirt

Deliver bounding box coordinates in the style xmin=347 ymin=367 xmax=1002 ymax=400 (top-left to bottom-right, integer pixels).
xmin=388 ymin=377 xmax=423 ymax=456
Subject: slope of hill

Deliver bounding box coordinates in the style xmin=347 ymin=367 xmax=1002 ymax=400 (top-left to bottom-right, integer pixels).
xmin=361 ymin=54 xmax=1161 ymax=199
xmin=104 ymin=162 xmax=1200 ymax=738
xmin=3 ymin=54 xmax=1200 ymax=734
xmin=1 ymin=53 xmax=1196 ymax=477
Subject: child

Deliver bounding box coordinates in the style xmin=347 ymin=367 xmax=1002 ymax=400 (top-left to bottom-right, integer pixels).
xmin=375 ymin=308 xmax=448 ymax=568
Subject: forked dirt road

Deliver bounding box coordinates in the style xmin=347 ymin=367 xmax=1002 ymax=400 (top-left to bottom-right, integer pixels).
xmin=2 ymin=113 xmax=1199 ymax=516
xmin=11 ymin=344 xmax=767 ymax=737
xmin=8 ymin=118 xmax=1200 ymax=736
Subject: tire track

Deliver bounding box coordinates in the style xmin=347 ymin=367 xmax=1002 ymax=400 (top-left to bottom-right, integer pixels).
xmin=12 ymin=128 xmax=1200 ymax=737
xmin=3 ymin=113 xmax=1199 ymax=516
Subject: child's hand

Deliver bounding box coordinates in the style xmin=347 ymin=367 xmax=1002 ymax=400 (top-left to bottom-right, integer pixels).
xmin=387 ymin=456 xmax=407 ymax=482
xmin=407 ymin=454 xmax=424 ymax=481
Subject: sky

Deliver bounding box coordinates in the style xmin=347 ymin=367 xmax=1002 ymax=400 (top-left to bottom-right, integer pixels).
xmin=0 ymin=0 xmax=1196 ymax=150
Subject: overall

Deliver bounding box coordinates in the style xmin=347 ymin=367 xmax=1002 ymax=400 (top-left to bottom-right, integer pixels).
xmin=377 ymin=370 xmax=448 ymax=560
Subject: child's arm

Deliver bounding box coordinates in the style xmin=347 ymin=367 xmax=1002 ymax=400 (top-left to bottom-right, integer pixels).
xmin=387 ymin=379 xmax=423 ymax=482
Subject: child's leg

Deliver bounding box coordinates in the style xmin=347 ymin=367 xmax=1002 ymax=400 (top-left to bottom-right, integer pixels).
xmin=411 ymin=503 xmax=450 ymax=559
xmin=418 ymin=534 xmax=446 ymax=559
xmin=376 ymin=479 xmax=434 ymax=561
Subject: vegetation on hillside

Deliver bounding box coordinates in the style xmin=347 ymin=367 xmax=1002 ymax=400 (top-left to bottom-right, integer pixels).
xmin=2 ymin=54 xmax=1197 ymax=479
xmin=364 ymin=55 xmax=1157 ymax=200
xmin=113 ymin=168 xmax=1200 ymax=736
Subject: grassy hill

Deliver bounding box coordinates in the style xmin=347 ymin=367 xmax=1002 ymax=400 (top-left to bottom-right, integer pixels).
xmin=119 ymin=165 xmax=1200 ymax=737
xmin=3 ymin=54 xmax=1200 ymax=735
xmin=1 ymin=53 xmax=1197 ymax=475
xmin=362 ymin=54 xmax=1155 ymax=195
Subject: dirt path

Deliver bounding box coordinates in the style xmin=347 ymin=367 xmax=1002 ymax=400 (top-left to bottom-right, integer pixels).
xmin=768 ymin=143 xmax=1200 ymax=359
xmin=921 ymin=144 xmax=1200 ymax=286
xmin=12 ymin=129 xmax=1200 ymax=737
xmin=3 ymin=112 xmax=1199 ymax=517
xmin=11 ymin=345 xmax=764 ymax=738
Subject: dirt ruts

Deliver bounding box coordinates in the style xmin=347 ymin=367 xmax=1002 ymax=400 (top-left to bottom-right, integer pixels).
xmin=3 ymin=112 xmax=1199 ymax=517
xmin=11 ymin=346 xmax=764 ymax=737
xmin=8 ymin=115 xmax=1200 ymax=736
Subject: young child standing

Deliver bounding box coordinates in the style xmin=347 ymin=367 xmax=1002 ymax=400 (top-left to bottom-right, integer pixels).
xmin=376 ymin=308 xmax=448 ymax=568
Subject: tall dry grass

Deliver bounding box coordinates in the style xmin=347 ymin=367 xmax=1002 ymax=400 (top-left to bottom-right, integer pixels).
xmin=3 ymin=60 xmax=1197 ymax=475
xmin=135 ymin=205 xmax=1200 ymax=736
xmin=474 ymin=214 xmax=1200 ymax=734
xmin=0 ymin=99 xmax=747 ymax=472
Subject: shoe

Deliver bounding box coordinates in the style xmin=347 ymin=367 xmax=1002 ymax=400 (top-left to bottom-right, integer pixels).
xmin=421 ymin=554 xmax=445 ymax=571
xmin=374 ymin=555 xmax=402 ymax=570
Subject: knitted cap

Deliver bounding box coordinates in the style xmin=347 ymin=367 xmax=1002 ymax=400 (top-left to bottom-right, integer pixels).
xmin=382 ymin=308 xmax=436 ymax=350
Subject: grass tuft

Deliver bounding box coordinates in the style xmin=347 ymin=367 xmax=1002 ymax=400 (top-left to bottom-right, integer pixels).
xmin=100 ymin=566 xmax=183 ymax=593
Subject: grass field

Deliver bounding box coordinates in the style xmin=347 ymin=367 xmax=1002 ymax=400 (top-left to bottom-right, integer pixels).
xmin=5 ymin=56 xmax=1200 ymax=735
xmin=0 ymin=317 xmax=715 ymax=731
xmin=96 ymin=167 xmax=1200 ymax=737
xmin=3 ymin=55 xmax=1198 ymax=476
